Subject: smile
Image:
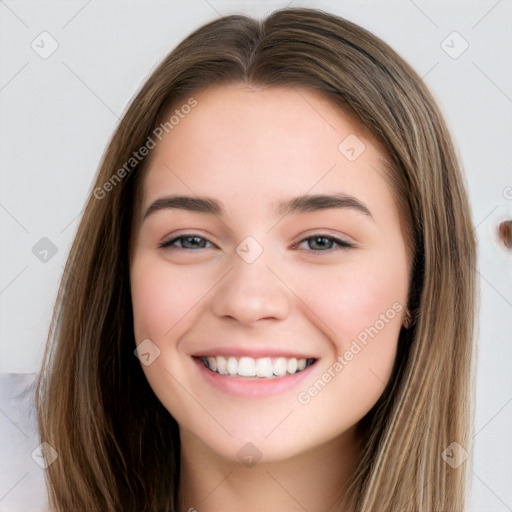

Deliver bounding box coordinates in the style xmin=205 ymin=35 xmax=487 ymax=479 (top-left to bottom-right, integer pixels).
xmin=198 ymin=355 xmax=316 ymax=379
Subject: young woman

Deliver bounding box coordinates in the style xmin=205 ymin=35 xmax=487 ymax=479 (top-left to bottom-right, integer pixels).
xmin=36 ymin=7 xmax=477 ymax=511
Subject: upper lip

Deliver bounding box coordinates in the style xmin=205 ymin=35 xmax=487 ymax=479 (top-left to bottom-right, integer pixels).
xmin=191 ymin=347 xmax=318 ymax=360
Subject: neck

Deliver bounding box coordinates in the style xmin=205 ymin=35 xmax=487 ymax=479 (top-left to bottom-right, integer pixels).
xmin=177 ymin=426 xmax=362 ymax=512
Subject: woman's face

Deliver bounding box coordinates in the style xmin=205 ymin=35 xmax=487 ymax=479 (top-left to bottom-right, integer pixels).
xmin=130 ymin=84 xmax=411 ymax=464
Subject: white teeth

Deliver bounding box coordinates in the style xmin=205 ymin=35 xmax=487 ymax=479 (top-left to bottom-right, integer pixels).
xmin=201 ymin=355 xmax=314 ymax=378
xmin=256 ymin=357 xmax=273 ymax=378
xmin=273 ymin=357 xmax=287 ymax=376
xmin=238 ymin=357 xmax=256 ymax=377
xmin=216 ymin=356 xmax=228 ymax=375
xmin=207 ymin=357 xmax=217 ymax=372
xmin=287 ymin=358 xmax=297 ymax=374
xmin=227 ymin=357 xmax=238 ymax=376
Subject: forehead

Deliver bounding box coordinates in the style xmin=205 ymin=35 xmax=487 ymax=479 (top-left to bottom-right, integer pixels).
xmin=139 ymin=84 xmax=394 ymax=220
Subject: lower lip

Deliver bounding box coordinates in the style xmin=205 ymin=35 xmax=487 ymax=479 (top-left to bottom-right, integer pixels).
xmin=192 ymin=357 xmax=317 ymax=398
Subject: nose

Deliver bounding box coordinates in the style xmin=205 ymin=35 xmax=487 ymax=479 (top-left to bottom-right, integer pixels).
xmin=210 ymin=249 xmax=291 ymax=325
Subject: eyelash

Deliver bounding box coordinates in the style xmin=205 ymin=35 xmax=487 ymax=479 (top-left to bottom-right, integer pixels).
xmin=158 ymin=233 xmax=353 ymax=253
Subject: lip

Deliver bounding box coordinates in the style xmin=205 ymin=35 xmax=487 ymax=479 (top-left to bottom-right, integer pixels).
xmin=191 ymin=347 xmax=317 ymax=359
xmin=192 ymin=356 xmax=318 ymax=398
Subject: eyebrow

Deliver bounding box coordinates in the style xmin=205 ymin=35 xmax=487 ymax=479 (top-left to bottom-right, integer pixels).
xmin=142 ymin=193 xmax=374 ymax=222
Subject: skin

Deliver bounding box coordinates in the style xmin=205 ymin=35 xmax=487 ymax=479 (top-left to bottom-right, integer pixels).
xmin=129 ymin=84 xmax=412 ymax=512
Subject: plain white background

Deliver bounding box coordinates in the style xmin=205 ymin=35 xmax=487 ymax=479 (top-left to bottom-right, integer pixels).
xmin=0 ymin=0 xmax=511 ymax=510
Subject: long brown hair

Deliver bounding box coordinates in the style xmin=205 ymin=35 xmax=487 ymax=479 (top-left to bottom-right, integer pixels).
xmin=36 ymin=7 xmax=477 ymax=511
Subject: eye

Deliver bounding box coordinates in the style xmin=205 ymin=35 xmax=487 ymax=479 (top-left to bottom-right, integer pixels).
xmin=294 ymin=234 xmax=353 ymax=252
xmin=158 ymin=234 xmax=213 ymax=250
xmin=158 ymin=233 xmax=353 ymax=253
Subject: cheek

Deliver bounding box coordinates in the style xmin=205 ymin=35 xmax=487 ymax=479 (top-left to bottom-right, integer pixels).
xmin=301 ymin=247 xmax=408 ymax=339
xmin=130 ymin=255 xmax=204 ymax=414
xmin=130 ymin=254 xmax=204 ymax=342
xmin=296 ymin=247 xmax=408 ymax=409
xmin=284 ymin=263 xmax=407 ymax=446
